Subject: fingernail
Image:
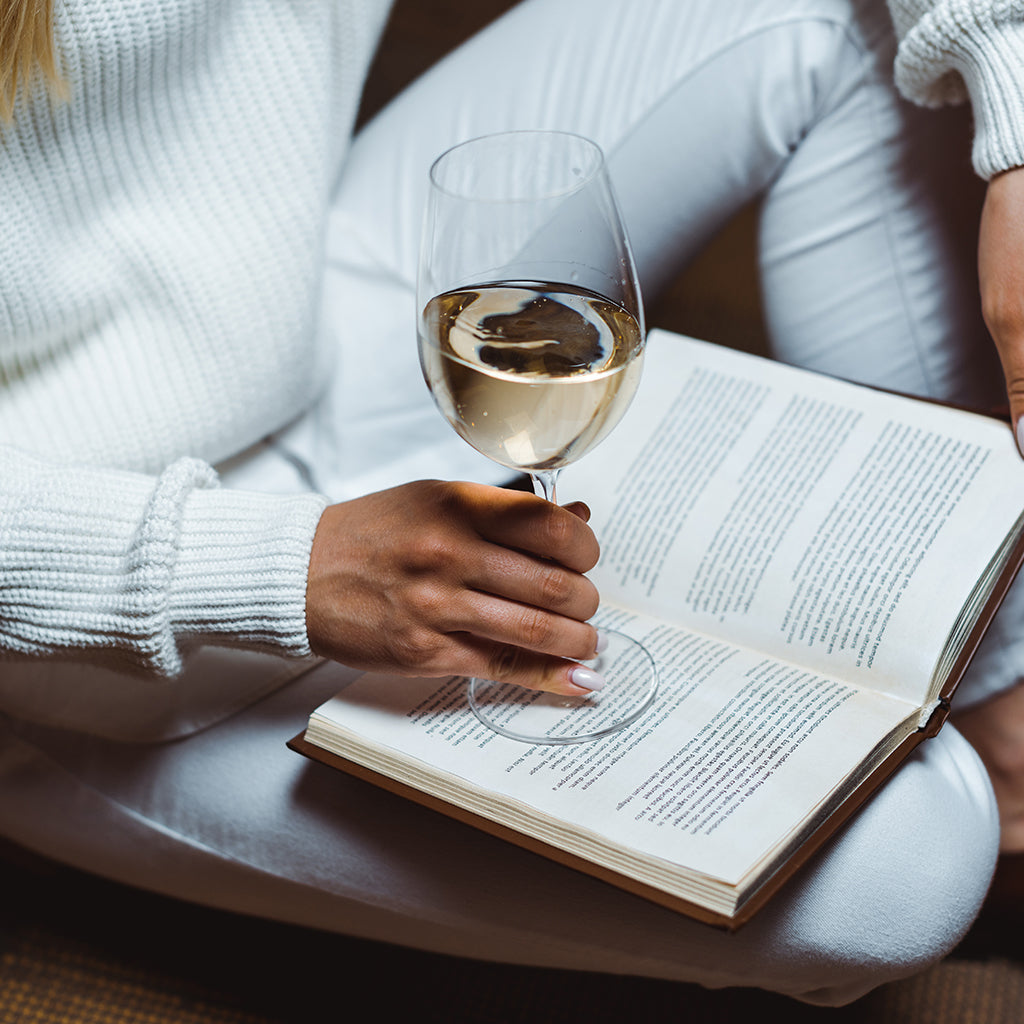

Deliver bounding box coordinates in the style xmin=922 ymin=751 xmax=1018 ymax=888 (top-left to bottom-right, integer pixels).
xmin=1016 ymin=418 xmax=1024 ymax=457
xmin=595 ymin=630 xmax=609 ymax=654
xmin=571 ymin=666 xmax=606 ymax=692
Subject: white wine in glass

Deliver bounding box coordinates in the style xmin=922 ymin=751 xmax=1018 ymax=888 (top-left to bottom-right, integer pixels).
xmin=417 ymin=130 xmax=657 ymax=744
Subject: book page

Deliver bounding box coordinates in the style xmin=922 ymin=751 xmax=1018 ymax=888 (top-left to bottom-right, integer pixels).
xmin=561 ymin=332 xmax=1024 ymax=704
xmin=306 ymin=616 xmax=918 ymax=892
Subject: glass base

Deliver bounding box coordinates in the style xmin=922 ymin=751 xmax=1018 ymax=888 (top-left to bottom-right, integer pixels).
xmin=467 ymin=628 xmax=658 ymax=744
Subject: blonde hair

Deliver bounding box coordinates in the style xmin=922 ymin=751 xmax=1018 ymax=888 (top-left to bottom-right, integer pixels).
xmin=1 ymin=0 xmax=65 ymax=122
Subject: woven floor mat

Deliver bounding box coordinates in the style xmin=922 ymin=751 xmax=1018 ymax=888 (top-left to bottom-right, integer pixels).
xmin=3 ymin=921 xmax=1023 ymax=1024
xmin=1 ymin=844 xmax=1020 ymax=1024
xmin=866 ymin=959 xmax=1024 ymax=1024
xmin=0 ymin=924 xmax=273 ymax=1024
xmin=2 ymin=896 xmax=1022 ymax=1023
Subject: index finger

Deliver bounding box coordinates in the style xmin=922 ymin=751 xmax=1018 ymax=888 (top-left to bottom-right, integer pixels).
xmin=470 ymin=487 xmax=601 ymax=573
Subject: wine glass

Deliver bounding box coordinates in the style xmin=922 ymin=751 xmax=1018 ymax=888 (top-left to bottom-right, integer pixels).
xmin=416 ymin=129 xmax=657 ymax=744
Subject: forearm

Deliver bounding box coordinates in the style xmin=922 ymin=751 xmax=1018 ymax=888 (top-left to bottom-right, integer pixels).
xmin=0 ymin=447 xmax=326 ymax=677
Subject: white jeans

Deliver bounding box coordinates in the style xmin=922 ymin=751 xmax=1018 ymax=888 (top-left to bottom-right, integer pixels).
xmin=0 ymin=0 xmax=1008 ymax=1007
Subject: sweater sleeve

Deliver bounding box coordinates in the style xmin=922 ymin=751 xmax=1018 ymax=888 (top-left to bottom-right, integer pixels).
xmin=0 ymin=446 xmax=327 ymax=678
xmin=887 ymin=0 xmax=1024 ymax=178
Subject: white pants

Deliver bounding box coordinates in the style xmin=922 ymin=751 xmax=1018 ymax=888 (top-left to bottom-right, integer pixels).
xmin=0 ymin=0 xmax=1010 ymax=1007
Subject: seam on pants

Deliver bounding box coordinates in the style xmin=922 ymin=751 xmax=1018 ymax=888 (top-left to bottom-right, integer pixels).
xmin=339 ymin=12 xmax=877 ymax=292
xmin=854 ymin=40 xmax=940 ymax=397
xmin=749 ymin=13 xmax=939 ymax=397
xmin=607 ymin=14 xmax=872 ymax=163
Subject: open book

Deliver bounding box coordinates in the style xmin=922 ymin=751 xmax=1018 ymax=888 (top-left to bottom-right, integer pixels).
xmin=289 ymin=329 xmax=1024 ymax=928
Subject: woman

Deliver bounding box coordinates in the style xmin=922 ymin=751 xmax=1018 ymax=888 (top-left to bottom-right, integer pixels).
xmin=1 ymin=0 xmax=1022 ymax=1006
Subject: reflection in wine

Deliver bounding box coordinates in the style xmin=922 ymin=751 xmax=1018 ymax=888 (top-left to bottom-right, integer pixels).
xmin=420 ymin=282 xmax=644 ymax=473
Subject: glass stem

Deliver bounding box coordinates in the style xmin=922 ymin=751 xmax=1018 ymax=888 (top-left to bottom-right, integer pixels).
xmin=531 ymin=469 xmax=561 ymax=505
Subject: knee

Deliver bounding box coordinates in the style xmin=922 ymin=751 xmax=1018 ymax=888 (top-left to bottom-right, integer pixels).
xmin=714 ymin=2 xmax=896 ymax=164
xmin=765 ymin=727 xmax=998 ymax=1005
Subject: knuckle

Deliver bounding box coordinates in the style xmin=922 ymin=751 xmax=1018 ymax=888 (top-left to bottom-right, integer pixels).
xmin=982 ymin=289 xmax=1018 ymax=328
xmin=433 ymin=478 xmax=474 ymax=517
xmin=539 ymin=502 xmax=599 ymax=571
xmin=406 ymin=529 xmax=457 ymax=574
xmin=408 ymin=580 xmax=448 ymax=622
xmin=517 ymin=606 xmax=555 ymax=651
xmin=573 ymin=623 xmax=600 ymax=661
xmin=1008 ymin=382 xmax=1024 ymax=412
xmin=430 ymin=478 xmax=460 ymax=508
xmin=391 ymin=624 xmax=446 ymax=669
xmin=542 ymin=502 xmax=576 ymax=550
xmin=486 ymin=643 xmax=532 ymax=682
xmin=984 ymin=295 xmax=1024 ymax=349
xmin=536 ymin=564 xmax=573 ymax=607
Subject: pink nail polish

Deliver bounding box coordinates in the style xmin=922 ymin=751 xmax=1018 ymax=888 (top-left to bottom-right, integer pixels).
xmin=595 ymin=630 xmax=609 ymax=654
xmin=571 ymin=666 xmax=606 ymax=692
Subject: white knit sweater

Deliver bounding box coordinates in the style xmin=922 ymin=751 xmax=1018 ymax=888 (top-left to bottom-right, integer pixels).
xmin=1 ymin=0 xmax=390 ymax=686
xmin=0 ymin=0 xmax=1021 ymax=695
xmin=890 ymin=0 xmax=1024 ymax=177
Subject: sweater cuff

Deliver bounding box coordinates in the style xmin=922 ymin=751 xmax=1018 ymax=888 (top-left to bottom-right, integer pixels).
xmin=170 ymin=485 xmax=328 ymax=659
xmin=955 ymin=18 xmax=1024 ymax=179
xmin=894 ymin=11 xmax=1024 ymax=179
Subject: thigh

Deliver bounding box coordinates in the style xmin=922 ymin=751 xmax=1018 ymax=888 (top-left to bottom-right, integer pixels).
xmin=308 ymin=0 xmax=892 ymax=497
xmin=316 ymin=0 xmax=1019 ymax=703
xmin=0 ymin=665 xmax=998 ymax=1006
xmin=331 ymin=0 xmax=890 ymax=287
xmin=758 ymin=26 xmax=999 ymax=405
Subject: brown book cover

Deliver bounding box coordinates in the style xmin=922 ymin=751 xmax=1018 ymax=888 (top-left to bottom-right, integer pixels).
xmin=287 ymin=513 xmax=1023 ymax=930
xmin=288 ymin=335 xmax=1024 ymax=928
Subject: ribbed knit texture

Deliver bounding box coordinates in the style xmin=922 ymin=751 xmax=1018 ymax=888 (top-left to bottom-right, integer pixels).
xmin=889 ymin=0 xmax=1024 ymax=178
xmin=0 ymin=447 xmax=327 ymax=677
xmin=0 ymin=0 xmax=1020 ymax=683
xmin=0 ymin=0 xmax=388 ymax=678
xmin=0 ymin=0 xmax=388 ymax=470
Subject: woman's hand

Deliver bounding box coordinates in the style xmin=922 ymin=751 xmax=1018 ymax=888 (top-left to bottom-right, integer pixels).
xmin=979 ymin=165 xmax=1024 ymax=453
xmin=305 ymin=480 xmax=604 ymax=696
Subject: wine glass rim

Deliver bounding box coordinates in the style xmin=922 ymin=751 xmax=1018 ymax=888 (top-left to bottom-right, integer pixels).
xmin=428 ymin=129 xmax=606 ymax=203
